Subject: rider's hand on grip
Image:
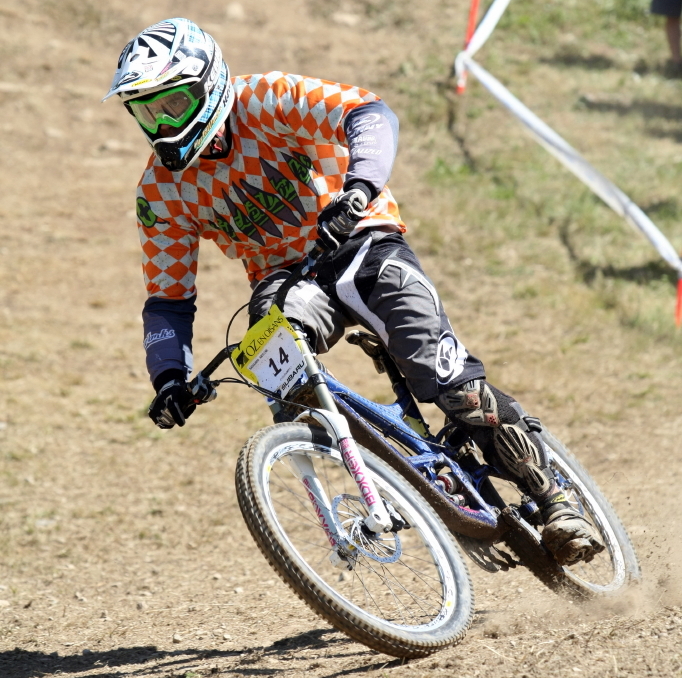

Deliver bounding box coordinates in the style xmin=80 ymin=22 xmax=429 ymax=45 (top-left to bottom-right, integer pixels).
xmin=148 ymin=378 xmax=196 ymax=429
xmin=318 ymin=187 xmax=368 ymax=238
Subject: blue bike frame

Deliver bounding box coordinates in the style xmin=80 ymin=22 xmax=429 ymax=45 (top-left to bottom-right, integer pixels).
xmin=193 ymin=241 xmax=539 ymax=543
xmin=322 ymin=372 xmax=507 ymax=537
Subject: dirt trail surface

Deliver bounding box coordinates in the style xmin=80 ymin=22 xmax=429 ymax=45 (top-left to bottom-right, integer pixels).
xmin=1 ymin=0 xmax=682 ymax=676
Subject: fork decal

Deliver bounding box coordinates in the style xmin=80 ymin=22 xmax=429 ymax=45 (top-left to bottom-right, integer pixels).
xmin=340 ymin=439 xmax=378 ymax=508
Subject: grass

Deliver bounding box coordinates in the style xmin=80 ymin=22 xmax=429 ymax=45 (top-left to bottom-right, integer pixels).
xmin=497 ymin=0 xmax=655 ymax=46
xmin=391 ymin=0 xmax=682 ymax=345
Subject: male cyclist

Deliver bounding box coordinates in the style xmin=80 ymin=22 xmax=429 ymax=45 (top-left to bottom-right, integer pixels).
xmin=103 ymin=18 xmax=603 ymax=567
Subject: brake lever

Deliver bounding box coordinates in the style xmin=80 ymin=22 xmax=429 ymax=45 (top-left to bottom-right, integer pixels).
xmin=189 ymin=370 xmax=218 ymax=404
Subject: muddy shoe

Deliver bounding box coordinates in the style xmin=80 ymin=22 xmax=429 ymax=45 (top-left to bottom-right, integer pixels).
xmin=540 ymin=492 xmax=605 ymax=566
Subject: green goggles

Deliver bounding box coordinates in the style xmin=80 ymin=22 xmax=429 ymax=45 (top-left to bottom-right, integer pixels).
xmin=128 ymin=85 xmax=201 ymax=134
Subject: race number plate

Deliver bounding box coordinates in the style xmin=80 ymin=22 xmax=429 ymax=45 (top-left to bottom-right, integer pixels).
xmin=231 ymin=305 xmax=307 ymax=397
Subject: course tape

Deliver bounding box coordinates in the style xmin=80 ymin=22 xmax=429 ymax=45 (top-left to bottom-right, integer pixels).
xmin=455 ymin=0 xmax=682 ymax=322
xmin=456 ymin=0 xmax=511 ymax=91
xmin=465 ymin=0 xmax=512 ymax=59
xmin=459 ymin=55 xmax=682 ymax=277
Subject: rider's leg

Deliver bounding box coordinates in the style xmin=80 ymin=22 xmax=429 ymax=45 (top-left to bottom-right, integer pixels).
xmin=327 ymin=230 xmax=486 ymax=401
xmin=437 ymin=380 xmax=605 ymax=566
xmin=248 ymin=268 xmax=349 ymax=354
xmin=327 ymin=231 xmax=603 ymax=566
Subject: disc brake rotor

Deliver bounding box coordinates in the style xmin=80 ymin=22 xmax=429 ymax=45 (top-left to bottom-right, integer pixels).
xmin=331 ymin=494 xmax=402 ymax=564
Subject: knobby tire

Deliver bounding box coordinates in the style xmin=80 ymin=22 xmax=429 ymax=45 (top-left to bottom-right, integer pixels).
xmin=235 ymin=422 xmax=475 ymax=658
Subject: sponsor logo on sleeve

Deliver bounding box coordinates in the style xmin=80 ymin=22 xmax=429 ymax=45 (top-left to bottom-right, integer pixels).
xmin=143 ymin=328 xmax=176 ymax=350
xmin=349 ymin=112 xmax=384 ymax=136
xmin=350 ymin=147 xmax=383 ymax=156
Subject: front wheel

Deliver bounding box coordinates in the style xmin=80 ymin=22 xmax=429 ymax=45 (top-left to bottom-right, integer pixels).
xmin=235 ymin=423 xmax=474 ymax=658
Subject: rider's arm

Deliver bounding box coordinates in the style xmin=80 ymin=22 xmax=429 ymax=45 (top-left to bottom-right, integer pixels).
xmin=142 ymin=296 xmax=196 ymax=389
xmin=266 ymin=73 xmax=399 ymax=200
xmin=136 ymin=165 xmax=200 ymax=387
xmin=343 ymin=99 xmax=398 ymax=202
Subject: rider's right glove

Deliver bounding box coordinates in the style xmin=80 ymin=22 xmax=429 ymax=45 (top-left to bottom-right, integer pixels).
xmin=148 ymin=375 xmax=196 ymax=429
xmin=318 ymin=185 xmax=369 ymax=238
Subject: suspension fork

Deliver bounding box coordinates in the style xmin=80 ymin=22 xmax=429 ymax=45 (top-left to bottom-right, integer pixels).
xmin=292 ymin=329 xmax=393 ymax=534
xmin=285 ymin=453 xmax=340 ymax=548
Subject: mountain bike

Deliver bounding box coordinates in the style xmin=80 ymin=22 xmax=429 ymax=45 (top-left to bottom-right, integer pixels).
xmin=188 ymin=235 xmax=640 ymax=658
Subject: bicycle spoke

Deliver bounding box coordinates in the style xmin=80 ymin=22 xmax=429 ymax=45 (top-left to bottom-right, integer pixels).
xmin=352 ymin=557 xmax=389 ymax=620
xmin=263 ymin=444 xmax=455 ymax=630
xmin=394 ymin=558 xmax=445 ymax=597
xmin=382 ymin=562 xmax=443 ymax=613
xmin=379 ymin=562 xmax=433 ymax=624
xmin=354 ymin=557 xmax=436 ymax=622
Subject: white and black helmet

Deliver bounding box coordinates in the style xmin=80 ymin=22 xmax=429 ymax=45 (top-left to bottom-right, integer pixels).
xmin=103 ymin=18 xmax=234 ymax=172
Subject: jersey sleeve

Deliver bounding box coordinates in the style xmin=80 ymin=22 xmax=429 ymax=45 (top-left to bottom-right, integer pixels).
xmin=137 ymin=163 xmax=200 ymax=300
xmin=136 ymin=161 xmax=200 ymax=382
xmin=142 ymin=296 xmax=196 ymax=384
xmin=343 ymin=99 xmax=399 ymax=200
xmin=258 ymin=73 xmax=398 ymax=198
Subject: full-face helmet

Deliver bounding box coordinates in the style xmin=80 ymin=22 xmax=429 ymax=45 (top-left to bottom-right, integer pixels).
xmin=103 ymin=18 xmax=234 ymax=172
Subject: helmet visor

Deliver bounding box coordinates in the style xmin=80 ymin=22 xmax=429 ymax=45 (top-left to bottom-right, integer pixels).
xmin=128 ymin=85 xmax=201 ymax=133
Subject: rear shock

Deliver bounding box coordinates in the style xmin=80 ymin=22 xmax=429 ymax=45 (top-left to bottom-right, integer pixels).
xmin=435 ymin=472 xmax=467 ymax=506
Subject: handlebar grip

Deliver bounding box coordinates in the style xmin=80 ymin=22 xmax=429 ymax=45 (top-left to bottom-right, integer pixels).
xmin=198 ymin=346 xmax=232 ymax=379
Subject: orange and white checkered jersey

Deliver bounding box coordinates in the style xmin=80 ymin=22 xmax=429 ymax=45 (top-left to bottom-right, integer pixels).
xmin=136 ymin=72 xmax=406 ymax=300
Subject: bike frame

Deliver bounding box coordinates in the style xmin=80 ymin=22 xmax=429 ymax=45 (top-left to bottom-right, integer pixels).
xmin=323 ymin=374 xmax=502 ymax=532
xmin=192 ymin=241 xmax=538 ymax=546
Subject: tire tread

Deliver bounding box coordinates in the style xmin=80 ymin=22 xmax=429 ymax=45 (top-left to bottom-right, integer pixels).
xmin=235 ymin=423 xmax=474 ymax=658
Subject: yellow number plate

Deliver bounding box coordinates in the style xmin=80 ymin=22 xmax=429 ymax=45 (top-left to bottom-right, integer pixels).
xmin=231 ymin=305 xmax=307 ymax=397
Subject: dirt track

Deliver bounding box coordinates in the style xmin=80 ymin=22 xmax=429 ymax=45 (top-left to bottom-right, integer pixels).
xmin=1 ymin=1 xmax=682 ymax=676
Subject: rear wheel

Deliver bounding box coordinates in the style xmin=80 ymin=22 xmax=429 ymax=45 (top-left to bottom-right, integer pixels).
xmin=540 ymin=428 xmax=640 ymax=596
xmin=496 ymin=428 xmax=640 ymax=597
xmin=236 ymin=423 xmax=474 ymax=658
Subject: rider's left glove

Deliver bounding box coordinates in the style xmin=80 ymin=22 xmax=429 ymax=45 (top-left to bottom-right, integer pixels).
xmin=148 ymin=375 xmax=196 ymax=429
xmin=318 ymin=186 xmax=369 ymax=237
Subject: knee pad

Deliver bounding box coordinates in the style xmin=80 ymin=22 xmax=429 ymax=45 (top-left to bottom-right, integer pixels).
xmin=439 ymin=380 xmax=554 ymax=498
xmin=437 ymin=379 xmax=501 ymax=427
xmin=438 ymin=379 xmax=543 ymax=431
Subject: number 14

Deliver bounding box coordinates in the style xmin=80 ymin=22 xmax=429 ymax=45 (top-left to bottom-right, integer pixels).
xmin=268 ymin=346 xmax=290 ymax=376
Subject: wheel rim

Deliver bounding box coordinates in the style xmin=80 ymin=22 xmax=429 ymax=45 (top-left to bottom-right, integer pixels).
xmin=263 ymin=441 xmax=460 ymax=632
xmin=549 ymin=452 xmax=627 ymax=594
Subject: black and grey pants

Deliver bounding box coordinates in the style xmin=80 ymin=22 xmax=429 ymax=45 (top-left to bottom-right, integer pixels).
xmin=249 ymin=229 xmax=556 ymax=501
xmin=248 ymin=229 xmax=486 ymax=403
